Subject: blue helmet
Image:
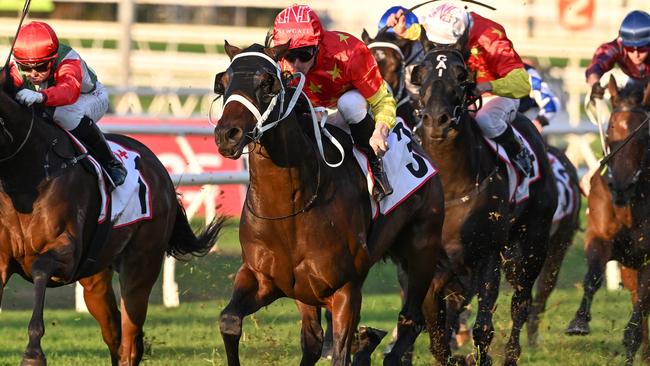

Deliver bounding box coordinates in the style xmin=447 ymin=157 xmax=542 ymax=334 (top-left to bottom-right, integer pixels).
xmin=378 ymin=6 xmax=419 ymax=33
xmin=619 ymin=10 xmax=650 ymax=47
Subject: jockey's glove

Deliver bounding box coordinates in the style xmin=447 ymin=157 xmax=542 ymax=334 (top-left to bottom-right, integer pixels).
xmin=590 ymin=82 xmax=605 ymax=102
xmin=16 ymin=89 xmax=44 ymax=107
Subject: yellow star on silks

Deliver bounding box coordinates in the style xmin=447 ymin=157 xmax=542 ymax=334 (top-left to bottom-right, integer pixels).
xmin=338 ymin=33 xmax=350 ymax=44
xmin=327 ymin=63 xmax=342 ymax=81
xmin=476 ymin=70 xmax=487 ymax=79
xmin=309 ymin=81 xmax=322 ymax=94
xmin=470 ymin=47 xmax=481 ymax=59
xmin=490 ymin=27 xmax=504 ymax=39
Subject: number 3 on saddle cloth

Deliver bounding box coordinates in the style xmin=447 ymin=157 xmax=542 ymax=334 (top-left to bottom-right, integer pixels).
xmin=66 ymin=131 xmax=152 ymax=276
xmin=353 ymin=118 xmax=438 ymax=219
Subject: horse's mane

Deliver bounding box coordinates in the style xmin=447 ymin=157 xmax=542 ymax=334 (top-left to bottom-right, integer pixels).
xmin=617 ymin=81 xmax=649 ymax=109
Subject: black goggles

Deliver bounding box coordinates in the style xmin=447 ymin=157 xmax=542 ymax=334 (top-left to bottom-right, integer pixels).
xmin=284 ymin=47 xmax=317 ymax=63
xmin=17 ymin=61 xmax=51 ymax=73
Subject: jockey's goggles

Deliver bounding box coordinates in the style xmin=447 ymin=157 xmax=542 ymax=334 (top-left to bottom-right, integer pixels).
xmin=624 ymin=45 xmax=650 ymax=53
xmin=16 ymin=61 xmax=51 ymax=73
xmin=284 ymin=46 xmax=317 ymax=63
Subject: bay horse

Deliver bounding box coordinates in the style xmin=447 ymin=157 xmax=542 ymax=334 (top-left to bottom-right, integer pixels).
xmin=0 ymin=69 xmax=225 ymax=366
xmin=412 ymin=46 xmax=557 ymax=365
xmin=212 ymin=42 xmax=447 ymax=365
xmin=565 ymin=76 xmax=650 ymax=365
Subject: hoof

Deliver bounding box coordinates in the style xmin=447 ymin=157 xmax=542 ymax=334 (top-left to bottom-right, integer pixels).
xmin=20 ymin=356 xmax=47 ymax=366
xmin=465 ymin=353 xmax=492 ymax=366
xmin=219 ymin=314 xmax=242 ymax=337
xmin=565 ymin=317 xmax=590 ymax=335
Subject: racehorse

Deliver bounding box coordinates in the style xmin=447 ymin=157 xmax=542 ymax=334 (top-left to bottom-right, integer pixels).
xmin=361 ymin=29 xmax=421 ymax=130
xmin=412 ymin=45 xmax=557 ymax=365
xmin=566 ymin=76 xmax=650 ymax=365
xmin=0 ymin=69 xmax=225 ymax=366
xmin=213 ymin=42 xmax=447 ymax=366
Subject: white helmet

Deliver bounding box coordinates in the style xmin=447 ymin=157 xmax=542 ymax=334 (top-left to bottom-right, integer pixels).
xmin=421 ymin=2 xmax=471 ymax=45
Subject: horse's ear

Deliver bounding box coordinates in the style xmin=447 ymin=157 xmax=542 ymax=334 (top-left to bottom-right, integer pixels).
xmin=224 ymin=41 xmax=242 ymax=60
xmin=214 ymin=71 xmax=227 ymax=95
xmin=607 ymin=74 xmax=618 ymax=99
xmin=265 ymin=41 xmax=290 ymax=62
xmin=642 ymin=82 xmax=650 ymax=109
xmin=411 ymin=65 xmax=425 ymax=86
xmin=361 ymin=29 xmax=372 ymax=44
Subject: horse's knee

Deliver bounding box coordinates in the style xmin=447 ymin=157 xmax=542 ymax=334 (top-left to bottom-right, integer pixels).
xmin=220 ymin=312 xmax=243 ymax=337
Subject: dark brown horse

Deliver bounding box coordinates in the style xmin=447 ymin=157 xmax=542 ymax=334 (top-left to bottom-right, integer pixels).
xmin=0 ymin=70 xmax=225 ymax=366
xmin=413 ymin=46 xmax=558 ymax=365
xmin=566 ymin=76 xmax=650 ymax=365
xmin=213 ymin=42 xmax=447 ymax=366
xmin=361 ymin=27 xmax=583 ymax=352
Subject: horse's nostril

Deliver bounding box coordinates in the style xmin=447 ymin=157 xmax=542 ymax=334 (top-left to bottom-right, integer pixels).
xmin=226 ymin=127 xmax=243 ymax=142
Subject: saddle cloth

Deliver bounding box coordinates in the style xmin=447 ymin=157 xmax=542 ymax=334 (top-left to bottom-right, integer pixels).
xmin=482 ymin=127 xmax=541 ymax=204
xmin=547 ymin=150 xmax=576 ymax=224
xmin=352 ymin=118 xmax=438 ymax=218
xmin=67 ymin=132 xmax=152 ymax=227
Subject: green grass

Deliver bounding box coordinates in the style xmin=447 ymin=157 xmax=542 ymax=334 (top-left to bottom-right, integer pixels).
xmin=0 ymin=217 xmax=643 ymax=365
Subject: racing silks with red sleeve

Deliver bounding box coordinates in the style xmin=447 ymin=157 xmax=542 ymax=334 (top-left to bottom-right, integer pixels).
xmin=585 ymin=38 xmax=650 ymax=83
xmin=9 ymin=44 xmax=99 ymax=107
xmin=279 ymin=30 xmax=397 ymax=128
xmin=465 ymin=12 xmax=530 ymax=99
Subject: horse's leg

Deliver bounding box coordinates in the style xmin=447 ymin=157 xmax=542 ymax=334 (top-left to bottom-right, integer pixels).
xmin=79 ymin=269 xmax=121 ymax=365
xmin=116 ymin=243 xmax=166 ymax=366
xmin=295 ymin=301 xmax=324 ymax=366
xmin=566 ymin=236 xmax=612 ymax=335
xmin=329 ymin=282 xmax=362 ymax=366
xmin=220 ymin=265 xmax=282 ymax=366
xmin=624 ymin=264 xmax=650 ymax=365
xmin=621 ymin=266 xmax=650 ymax=363
xmin=21 ymin=252 xmax=59 ymax=366
xmin=527 ymin=230 xmax=572 ymax=346
xmin=504 ymin=228 xmax=550 ymax=366
xmin=423 ymin=282 xmax=456 ymax=366
xmin=469 ymin=253 xmax=500 ymax=366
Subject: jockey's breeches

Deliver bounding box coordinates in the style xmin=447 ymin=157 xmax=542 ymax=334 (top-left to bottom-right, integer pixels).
xmin=54 ymin=82 xmax=109 ymax=130
xmin=474 ymin=95 xmax=519 ymax=138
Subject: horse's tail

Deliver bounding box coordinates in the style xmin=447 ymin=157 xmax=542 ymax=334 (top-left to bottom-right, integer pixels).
xmin=167 ymin=200 xmax=228 ymax=260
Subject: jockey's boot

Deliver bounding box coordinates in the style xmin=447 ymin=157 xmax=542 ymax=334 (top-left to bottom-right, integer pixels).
xmin=71 ymin=116 xmax=127 ymax=187
xmin=493 ymin=124 xmax=533 ymax=178
xmin=350 ymin=114 xmax=393 ymax=201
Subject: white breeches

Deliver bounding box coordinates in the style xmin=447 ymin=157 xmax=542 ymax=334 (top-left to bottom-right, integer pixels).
xmin=53 ymin=82 xmax=109 ymax=130
xmin=326 ymin=90 xmax=370 ymax=131
xmin=474 ymin=94 xmax=519 ymax=138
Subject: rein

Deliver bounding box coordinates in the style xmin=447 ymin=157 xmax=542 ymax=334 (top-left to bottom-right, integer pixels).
xmin=598 ymin=106 xmax=650 ymax=173
xmin=0 ymin=107 xmax=34 ymax=163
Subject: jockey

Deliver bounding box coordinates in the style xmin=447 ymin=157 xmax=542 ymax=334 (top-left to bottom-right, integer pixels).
xmin=273 ymin=4 xmax=395 ymax=201
xmin=9 ymin=21 xmax=127 ymax=187
xmin=518 ymin=61 xmax=562 ymax=133
xmin=585 ymin=10 xmax=650 ymax=102
xmin=377 ymin=5 xmax=425 ymax=101
xmin=387 ymin=3 xmax=533 ymax=177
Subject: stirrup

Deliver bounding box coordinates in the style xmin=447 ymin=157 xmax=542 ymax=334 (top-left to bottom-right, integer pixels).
xmin=513 ymin=149 xmax=533 ymax=178
xmin=106 ymin=161 xmax=127 ymax=187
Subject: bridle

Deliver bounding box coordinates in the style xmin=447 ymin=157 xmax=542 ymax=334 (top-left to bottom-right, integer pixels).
xmin=367 ymin=41 xmax=422 ymax=109
xmin=418 ymin=47 xmax=480 ymax=134
xmin=602 ymin=105 xmax=650 ymax=198
xmin=217 ymin=51 xmax=345 ymax=169
xmin=0 ymin=107 xmax=34 ymax=163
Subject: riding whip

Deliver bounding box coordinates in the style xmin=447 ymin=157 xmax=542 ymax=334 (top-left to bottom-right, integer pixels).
xmin=4 ymin=0 xmax=32 ymax=68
